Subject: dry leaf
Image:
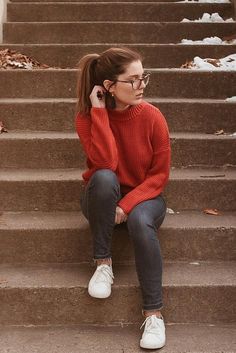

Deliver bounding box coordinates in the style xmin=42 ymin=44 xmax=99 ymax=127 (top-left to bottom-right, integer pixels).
xmin=181 ymin=60 xmax=192 ymax=69
xmin=223 ymin=33 xmax=236 ymax=43
xmin=0 ymin=121 xmax=8 ymax=133
xmin=214 ymin=129 xmax=225 ymax=135
xmin=206 ymin=58 xmax=220 ymax=67
xmin=203 ymin=208 xmax=220 ymax=216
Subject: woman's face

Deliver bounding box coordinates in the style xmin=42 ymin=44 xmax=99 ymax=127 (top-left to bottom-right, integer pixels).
xmin=104 ymin=60 xmax=147 ymax=111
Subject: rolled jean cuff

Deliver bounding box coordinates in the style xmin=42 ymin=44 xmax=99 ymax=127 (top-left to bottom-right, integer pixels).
xmin=93 ymin=255 xmax=112 ymax=261
xmin=142 ymin=303 xmax=163 ymax=313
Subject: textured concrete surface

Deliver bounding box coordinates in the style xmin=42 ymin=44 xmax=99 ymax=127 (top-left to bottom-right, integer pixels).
xmin=7 ymin=2 xmax=232 ymax=22
xmin=1 ymin=70 xmax=236 ymax=99
xmin=0 ymin=167 xmax=235 ymax=211
xmin=0 ymin=210 xmax=235 ymax=263
xmin=0 ymin=97 xmax=235 ymax=133
xmin=1 ymin=43 xmax=236 ymax=68
xmin=0 ymin=131 xmax=235 ymax=168
xmin=3 ymin=22 xmax=236 ymax=44
xmin=0 ymin=323 xmax=236 ymax=353
xmin=0 ymin=262 xmax=235 ymax=324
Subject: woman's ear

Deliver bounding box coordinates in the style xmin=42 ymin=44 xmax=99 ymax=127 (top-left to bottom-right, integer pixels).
xmin=103 ymin=79 xmax=115 ymax=93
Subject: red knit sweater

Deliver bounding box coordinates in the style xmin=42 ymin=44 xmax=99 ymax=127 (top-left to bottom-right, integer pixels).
xmin=75 ymin=101 xmax=171 ymax=214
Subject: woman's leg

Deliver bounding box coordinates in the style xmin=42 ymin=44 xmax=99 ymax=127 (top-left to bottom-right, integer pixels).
xmin=80 ymin=169 xmax=121 ymax=261
xmin=127 ymin=195 xmax=167 ymax=349
xmin=126 ymin=194 xmax=166 ymax=313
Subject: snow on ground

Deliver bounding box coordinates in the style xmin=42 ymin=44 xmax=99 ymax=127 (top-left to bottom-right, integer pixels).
xmin=226 ymin=96 xmax=236 ymax=102
xmin=181 ymin=53 xmax=236 ymax=70
xmin=179 ymin=36 xmax=236 ymax=44
xmin=181 ymin=12 xmax=234 ymax=22
xmin=177 ymin=0 xmax=230 ymax=3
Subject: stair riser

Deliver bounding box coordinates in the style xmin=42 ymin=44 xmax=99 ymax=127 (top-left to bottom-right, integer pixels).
xmin=1 ymin=71 xmax=236 ymax=99
xmin=7 ymin=3 xmax=232 ymax=22
xmin=3 ymin=23 xmax=236 ymax=44
xmin=0 ymin=286 xmax=235 ymax=324
xmin=0 ymin=227 xmax=235 ymax=263
xmin=0 ymin=138 xmax=235 ymax=168
xmin=1 ymin=44 xmax=236 ymax=68
xmin=0 ymin=179 xmax=235 ymax=211
xmin=1 ymin=100 xmax=235 ymax=133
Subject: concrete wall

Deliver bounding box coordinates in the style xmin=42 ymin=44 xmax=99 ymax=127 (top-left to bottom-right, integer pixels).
xmin=0 ymin=0 xmax=7 ymax=43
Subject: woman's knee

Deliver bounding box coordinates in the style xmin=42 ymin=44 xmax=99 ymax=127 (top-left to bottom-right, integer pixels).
xmin=127 ymin=206 xmax=166 ymax=242
xmin=90 ymin=169 xmax=120 ymax=195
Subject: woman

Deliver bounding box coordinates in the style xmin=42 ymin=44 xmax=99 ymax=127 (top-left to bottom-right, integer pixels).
xmin=75 ymin=47 xmax=171 ymax=350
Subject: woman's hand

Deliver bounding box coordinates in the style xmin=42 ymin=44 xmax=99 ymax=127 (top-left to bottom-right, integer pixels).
xmin=89 ymin=85 xmax=107 ymax=109
xmin=115 ymin=206 xmax=128 ymax=224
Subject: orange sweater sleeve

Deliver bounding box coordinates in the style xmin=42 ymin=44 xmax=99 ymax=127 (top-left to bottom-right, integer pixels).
xmin=118 ymin=111 xmax=171 ymax=214
xmin=76 ymin=107 xmax=118 ymax=171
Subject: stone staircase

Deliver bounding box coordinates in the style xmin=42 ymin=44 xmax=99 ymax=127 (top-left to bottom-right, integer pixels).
xmin=0 ymin=0 xmax=236 ymax=352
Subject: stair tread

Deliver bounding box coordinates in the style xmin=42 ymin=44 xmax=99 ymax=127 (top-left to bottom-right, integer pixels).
xmin=1 ymin=67 xmax=236 ymax=72
xmin=0 ymin=323 xmax=235 ymax=353
xmin=0 ymin=130 xmax=235 ymax=140
xmin=0 ymin=97 xmax=236 ymax=103
xmin=1 ymin=210 xmax=236 ymax=230
xmin=0 ymin=261 xmax=235 ymax=288
xmin=0 ymin=167 xmax=235 ymax=181
xmin=5 ymin=20 xmax=236 ymax=23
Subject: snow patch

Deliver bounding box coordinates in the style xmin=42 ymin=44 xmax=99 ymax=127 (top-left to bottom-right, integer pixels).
xmin=177 ymin=0 xmax=230 ymax=2
xmin=181 ymin=12 xmax=234 ymax=22
xmin=179 ymin=36 xmax=236 ymax=45
xmin=182 ymin=53 xmax=236 ymax=70
xmin=226 ymin=96 xmax=236 ymax=102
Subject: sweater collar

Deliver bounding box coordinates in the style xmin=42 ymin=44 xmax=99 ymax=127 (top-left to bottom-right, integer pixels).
xmin=108 ymin=101 xmax=147 ymax=121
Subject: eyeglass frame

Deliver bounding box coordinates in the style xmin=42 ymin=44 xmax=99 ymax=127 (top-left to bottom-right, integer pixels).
xmin=111 ymin=73 xmax=150 ymax=90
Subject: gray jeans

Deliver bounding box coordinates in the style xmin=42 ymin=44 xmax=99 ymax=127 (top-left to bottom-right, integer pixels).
xmin=80 ymin=169 xmax=166 ymax=311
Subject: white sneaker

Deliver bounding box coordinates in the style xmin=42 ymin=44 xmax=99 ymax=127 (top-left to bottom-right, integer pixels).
xmin=88 ymin=264 xmax=114 ymax=299
xmin=140 ymin=315 xmax=166 ymax=349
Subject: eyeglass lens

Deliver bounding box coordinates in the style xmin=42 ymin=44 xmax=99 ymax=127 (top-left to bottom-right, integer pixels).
xmin=133 ymin=75 xmax=150 ymax=89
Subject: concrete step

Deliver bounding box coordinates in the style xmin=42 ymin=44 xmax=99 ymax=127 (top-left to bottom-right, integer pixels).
xmin=0 ymin=168 xmax=235 ymax=211
xmin=1 ymin=70 xmax=236 ymax=99
xmin=0 ymin=98 xmax=235 ymax=133
xmin=3 ymin=22 xmax=236 ymax=44
xmin=10 ymin=0 xmax=186 ymax=2
xmin=0 ymin=261 xmax=235 ymax=324
xmin=1 ymin=323 xmax=236 ymax=353
xmin=0 ymin=210 xmax=235 ymax=263
xmin=0 ymin=132 xmax=235 ymax=169
xmin=7 ymin=2 xmax=232 ymax=22
xmin=1 ymin=43 xmax=236 ymax=69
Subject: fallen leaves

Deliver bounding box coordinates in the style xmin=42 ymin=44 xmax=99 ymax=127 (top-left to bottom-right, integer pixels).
xmin=203 ymin=208 xmax=221 ymax=216
xmin=0 ymin=121 xmax=8 ymax=133
xmin=0 ymin=48 xmax=51 ymax=70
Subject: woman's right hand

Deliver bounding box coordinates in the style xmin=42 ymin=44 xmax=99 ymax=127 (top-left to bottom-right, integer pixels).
xmin=89 ymin=85 xmax=107 ymax=109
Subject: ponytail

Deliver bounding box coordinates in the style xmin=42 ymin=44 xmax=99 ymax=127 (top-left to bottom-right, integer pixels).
xmin=76 ymin=53 xmax=100 ymax=115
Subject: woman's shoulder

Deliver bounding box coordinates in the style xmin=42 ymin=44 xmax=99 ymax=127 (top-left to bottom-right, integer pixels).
xmin=141 ymin=101 xmax=166 ymax=122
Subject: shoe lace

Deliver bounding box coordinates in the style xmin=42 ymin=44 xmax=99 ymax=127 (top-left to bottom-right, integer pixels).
xmin=140 ymin=315 xmax=163 ymax=334
xmin=95 ymin=265 xmax=114 ymax=284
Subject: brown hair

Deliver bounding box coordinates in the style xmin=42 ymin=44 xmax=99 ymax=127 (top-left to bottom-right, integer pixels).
xmin=76 ymin=47 xmax=142 ymax=115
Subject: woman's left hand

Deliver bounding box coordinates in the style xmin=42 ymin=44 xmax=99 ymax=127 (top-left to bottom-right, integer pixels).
xmin=115 ymin=206 xmax=128 ymax=224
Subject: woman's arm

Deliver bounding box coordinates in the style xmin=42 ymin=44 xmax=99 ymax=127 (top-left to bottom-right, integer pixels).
xmin=76 ymin=108 xmax=118 ymax=171
xmin=118 ymin=113 xmax=171 ymax=214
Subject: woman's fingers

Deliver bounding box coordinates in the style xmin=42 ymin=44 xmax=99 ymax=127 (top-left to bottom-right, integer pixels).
xmin=89 ymin=85 xmax=106 ymax=108
xmin=115 ymin=206 xmax=127 ymax=224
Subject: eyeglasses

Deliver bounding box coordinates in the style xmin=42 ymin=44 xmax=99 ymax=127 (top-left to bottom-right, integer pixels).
xmin=114 ymin=73 xmax=150 ymax=90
